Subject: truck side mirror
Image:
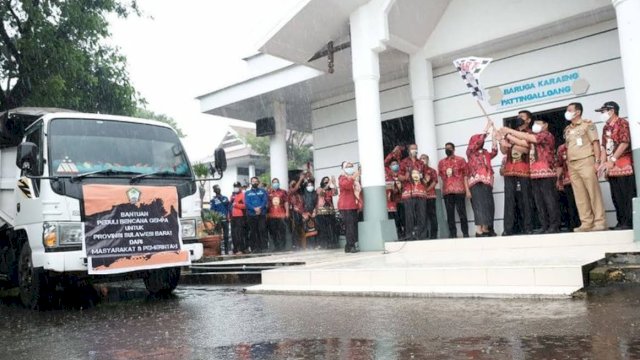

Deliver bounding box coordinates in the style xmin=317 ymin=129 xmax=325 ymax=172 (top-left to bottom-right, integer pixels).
xmin=214 ymin=147 xmax=227 ymax=173
xmin=16 ymin=142 xmax=38 ymax=174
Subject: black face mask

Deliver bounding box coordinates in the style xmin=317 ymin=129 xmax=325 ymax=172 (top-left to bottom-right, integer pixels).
xmin=445 ymin=149 xmax=453 ymax=157
xmin=251 ymin=183 xmax=258 ymax=189
xmin=321 ymin=182 xmax=329 ymax=188
xmin=513 ymin=117 xmax=525 ymax=129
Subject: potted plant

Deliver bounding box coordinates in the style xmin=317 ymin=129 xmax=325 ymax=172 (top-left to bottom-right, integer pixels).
xmin=200 ymin=208 xmax=224 ymax=257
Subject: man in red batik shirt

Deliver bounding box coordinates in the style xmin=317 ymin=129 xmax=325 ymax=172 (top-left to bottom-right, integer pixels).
xmin=597 ymin=101 xmax=636 ymax=230
xmin=438 ymin=142 xmax=470 ymax=238
xmin=501 ymin=117 xmax=560 ymax=233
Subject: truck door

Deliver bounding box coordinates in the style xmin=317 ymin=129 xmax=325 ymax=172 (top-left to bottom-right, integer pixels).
xmin=15 ymin=121 xmax=44 ymax=226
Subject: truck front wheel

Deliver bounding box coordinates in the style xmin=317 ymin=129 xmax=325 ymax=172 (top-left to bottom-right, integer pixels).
xmin=143 ymin=267 xmax=181 ymax=296
xmin=18 ymin=245 xmax=53 ymax=309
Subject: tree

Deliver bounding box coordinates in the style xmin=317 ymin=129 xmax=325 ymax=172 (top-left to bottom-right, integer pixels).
xmin=135 ymin=108 xmax=185 ymax=137
xmin=0 ymin=0 xmax=141 ymax=114
xmin=242 ymin=130 xmax=314 ymax=181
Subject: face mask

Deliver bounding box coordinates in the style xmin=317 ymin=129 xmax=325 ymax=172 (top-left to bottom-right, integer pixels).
xmin=251 ymin=183 xmax=258 ymax=189
xmin=564 ymin=111 xmax=575 ymax=121
xmin=410 ymin=150 xmax=418 ymax=156
xmin=344 ymin=167 xmax=355 ymax=175
xmin=233 ymin=187 xmax=240 ymax=193
xmin=600 ymin=111 xmax=611 ymax=122
xmin=532 ymin=123 xmax=542 ymax=134
xmin=445 ymin=149 xmax=453 ymax=157
xmin=272 ymin=182 xmax=280 ymax=190
xmin=390 ymin=164 xmax=399 ymax=172
xmin=321 ymin=182 xmax=329 ymax=188
xmin=306 ymin=185 xmax=314 ymax=192
xmin=411 ymin=173 xmax=420 ymax=182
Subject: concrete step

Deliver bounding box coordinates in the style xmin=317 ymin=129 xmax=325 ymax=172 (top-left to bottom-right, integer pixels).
xmin=247 ymin=231 xmax=640 ymax=298
xmin=180 ymin=271 xmax=261 ymax=285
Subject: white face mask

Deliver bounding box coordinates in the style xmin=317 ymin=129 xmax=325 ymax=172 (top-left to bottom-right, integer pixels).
xmin=600 ymin=111 xmax=611 ymax=122
xmin=306 ymin=185 xmax=314 ymax=192
xmin=564 ymin=111 xmax=575 ymax=121
xmin=233 ymin=187 xmax=240 ymax=193
xmin=532 ymin=123 xmax=543 ymax=134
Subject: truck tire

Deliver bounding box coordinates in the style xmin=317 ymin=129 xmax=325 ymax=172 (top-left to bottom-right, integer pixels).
xmin=18 ymin=244 xmax=53 ymax=309
xmin=143 ymin=267 xmax=180 ymax=296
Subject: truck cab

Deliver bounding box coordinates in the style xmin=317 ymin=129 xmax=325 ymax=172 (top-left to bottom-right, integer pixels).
xmin=0 ymin=108 xmax=219 ymax=308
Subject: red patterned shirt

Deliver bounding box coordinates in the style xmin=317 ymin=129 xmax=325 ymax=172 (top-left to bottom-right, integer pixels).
xmin=466 ymin=133 xmax=497 ymax=188
xmin=504 ymin=129 xmax=531 ymax=178
xmin=556 ymin=144 xmax=571 ymax=186
xmin=385 ymin=167 xmax=402 ymax=211
xmin=529 ymin=131 xmax=556 ymax=179
xmin=423 ymin=167 xmax=438 ymax=199
xmin=438 ymin=155 xmax=468 ymax=195
xmin=401 ymin=181 xmax=428 ymax=200
xmin=268 ymin=189 xmax=288 ymax=218
xmin=288 ymin=191 xmax=303 ymax=214
xmin=602 ymin=117 xmax=634 ymax=177
xmin=400 ymin=157 xmax=425 ymax=181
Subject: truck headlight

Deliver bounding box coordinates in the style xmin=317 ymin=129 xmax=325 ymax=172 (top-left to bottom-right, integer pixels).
xmin=43 ymin=222 xmax=84 ymax=248
xmin=180 ymin=218 xmax=197 ymax=239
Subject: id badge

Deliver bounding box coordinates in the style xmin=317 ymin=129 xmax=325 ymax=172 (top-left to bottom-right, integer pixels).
xmin=576 ymin=137 xmax=583 ymax=147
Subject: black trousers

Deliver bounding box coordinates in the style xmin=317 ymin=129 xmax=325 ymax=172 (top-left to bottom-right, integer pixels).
xmin=532 ymin=177 xmax=561 ymax=231
xmin=443 ymin=194 xmax=468 ymax=237
xmin=560 ymin=185 xmax=581 ymax=230
xmin=470 ymin=183 xmax=494 ymax=227
xmin=316 ymin=214 xmax=337 ymax=248
xmin=425 ymin=199 xmax=438 ymax=239
xmin=341 ymin=210 xmax=359 ymax=249
xmin=267 ymin=218 xmax=287 ymax=251
xmin=503 ymin=176 xmax=534 ymax=234
xmin=396 ymin=202 xmax=406 ymax=238
xmin=247 ymin=215 xmax=267 ymax=252
xmin=404 ymin=197 xmax=427 ymax=240
xmin=219 ymin=220 xmax=230 ymax=254
xmin=609 ymin=175 xmax=637 ymax=228
xmin=230 ymin=217 xmax=246 ymax=253
xmin=388 ymin=211 xmax=402 ymax=239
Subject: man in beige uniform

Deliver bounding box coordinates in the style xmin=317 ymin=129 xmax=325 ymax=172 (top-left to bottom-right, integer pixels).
xmin=563 ymin=102 xmax=606 ymax=231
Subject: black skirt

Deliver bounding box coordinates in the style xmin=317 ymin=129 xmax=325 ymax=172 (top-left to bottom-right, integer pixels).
xmin=470 ymin=183 xmax=495 ymax=226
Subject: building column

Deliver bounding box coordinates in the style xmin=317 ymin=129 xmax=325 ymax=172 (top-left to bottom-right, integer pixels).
xmin=613 ymin=0 xmax=640 ymax=241
xmin=248 ymin=164 xmax=256 ymax=179
xmin=271 ymin=101 xmax=289 ymax=189
xmin=350 ymin=6 xmax=398 ymax=251
xmin=409 ymin=55 xmax=448 ymax=238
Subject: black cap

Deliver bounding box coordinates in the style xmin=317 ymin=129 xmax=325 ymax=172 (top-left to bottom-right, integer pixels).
xmin=595 ymin=101 xmax=619 ymax=113
xmin=233 ymin=182 xmax=242 ymax=187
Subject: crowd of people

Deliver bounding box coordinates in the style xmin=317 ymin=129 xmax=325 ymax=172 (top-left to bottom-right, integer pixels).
xmin=384 ymin=100 xmax=635 ymax=239
xmin=208 ymin=161 xmax=363 ymax=254
xmin=209 ymin=100 xmax=635 ymax=254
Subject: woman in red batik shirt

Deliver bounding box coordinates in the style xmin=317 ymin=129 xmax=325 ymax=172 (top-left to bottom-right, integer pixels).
xmin=466 ymin=120 xmax=498 ymax=237
xmin=338 ymin=161 xmax=360 ymax=253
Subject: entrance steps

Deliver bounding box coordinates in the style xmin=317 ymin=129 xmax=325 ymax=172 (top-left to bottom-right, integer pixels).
xmin=247 ymin=230 xmax=640 ymax=298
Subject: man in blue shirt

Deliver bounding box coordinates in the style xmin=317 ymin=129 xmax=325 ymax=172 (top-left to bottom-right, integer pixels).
xmin=210 ymin=185 xmax=231 ymax=254
xmin=244 ymin=177 xmax=268 ymax=252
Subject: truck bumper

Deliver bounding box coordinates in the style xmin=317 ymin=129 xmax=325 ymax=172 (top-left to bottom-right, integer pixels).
xmin=41 ymin=243 xmax=203 ymax=273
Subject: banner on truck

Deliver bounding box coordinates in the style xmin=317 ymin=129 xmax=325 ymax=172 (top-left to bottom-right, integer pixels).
xmin=82 ymin=184 xmax=190 ymax=275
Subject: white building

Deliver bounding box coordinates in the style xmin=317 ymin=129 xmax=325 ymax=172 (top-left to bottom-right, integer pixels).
xmin=197 ymin=0 xmax=640 ymax=250
xmin=196 ymin=125 xmax=268 ymax=203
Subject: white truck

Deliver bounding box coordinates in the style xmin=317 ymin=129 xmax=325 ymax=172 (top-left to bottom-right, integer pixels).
xmin=0 ymin=108 xmax=224 ymax=308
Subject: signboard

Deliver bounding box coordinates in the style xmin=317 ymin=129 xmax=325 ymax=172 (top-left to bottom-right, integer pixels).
xmin=488 ymin=70 xmax=589 ymax=110
xmin=82 ymin=184 xmax=190 ymax=275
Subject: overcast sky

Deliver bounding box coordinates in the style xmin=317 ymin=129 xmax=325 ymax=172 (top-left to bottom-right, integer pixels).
xmin=109 ymin=0 xmax=299 ymax=161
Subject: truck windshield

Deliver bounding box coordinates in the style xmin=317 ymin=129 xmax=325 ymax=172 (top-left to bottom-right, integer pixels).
xmin=48 ymin=118 xmax=191 ymax=177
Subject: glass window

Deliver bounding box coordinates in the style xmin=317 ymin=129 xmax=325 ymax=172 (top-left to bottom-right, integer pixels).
xmin=48 ymin=119 xmax=190 ymax=177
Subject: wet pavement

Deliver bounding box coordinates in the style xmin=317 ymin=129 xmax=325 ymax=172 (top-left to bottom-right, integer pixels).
xmin=1 ymin=283 xmax=640 ymax=359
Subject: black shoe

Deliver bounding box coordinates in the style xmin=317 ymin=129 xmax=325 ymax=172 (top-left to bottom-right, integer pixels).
xmin=463 ymin=234 xmax=469 ymax=238
xmin=475 ymin=232 xmax=489 ymax=238
xmin=532 ymin=228 xmax=547 ymax=234
xmin=545 ymin=227 xmax=560 ymax=234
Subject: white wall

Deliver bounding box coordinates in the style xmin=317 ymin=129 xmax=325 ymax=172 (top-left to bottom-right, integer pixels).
xmin=311 ymin=20 xmax=625 ymax=235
